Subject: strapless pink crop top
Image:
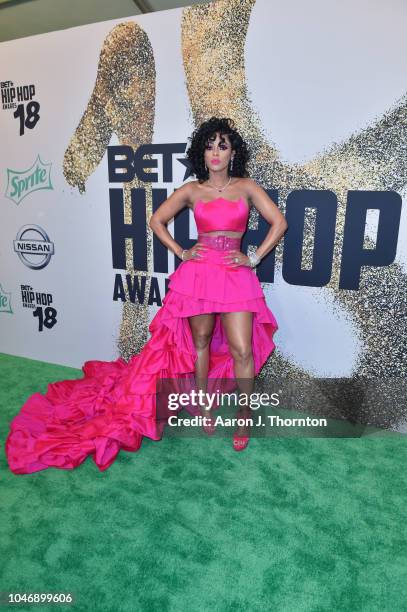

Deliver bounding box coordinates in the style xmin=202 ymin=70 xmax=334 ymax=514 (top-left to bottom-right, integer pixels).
xmin=193 ymin=197 xmax=249 ymax=233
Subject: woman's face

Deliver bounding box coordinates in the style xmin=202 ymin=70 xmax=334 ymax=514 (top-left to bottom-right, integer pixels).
xmin=204 ymin=132 xmax=234 ymax=173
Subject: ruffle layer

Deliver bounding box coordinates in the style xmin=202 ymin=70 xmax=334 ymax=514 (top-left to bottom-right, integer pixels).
xmin=5 ymin=261 xmax=278 ymax=475
xmin=168 ymin=257 xmax=265 ymax=302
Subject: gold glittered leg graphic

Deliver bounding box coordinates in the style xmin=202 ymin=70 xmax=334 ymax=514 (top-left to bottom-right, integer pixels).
xmin=181 ymin=0 xmax=407 ymax=384
xmin=63 ymin=21 xmax=156 ymax=358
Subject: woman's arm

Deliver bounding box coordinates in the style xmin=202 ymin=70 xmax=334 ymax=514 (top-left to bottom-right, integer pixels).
xmin=149 ymin=183 xmax=192 ymax=259
xmin=245 ymin=178 xmax=288 ymax=260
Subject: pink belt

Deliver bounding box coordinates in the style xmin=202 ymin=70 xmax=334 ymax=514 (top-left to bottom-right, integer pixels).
xmin=197 ymin=234 xmax=241 ymax=251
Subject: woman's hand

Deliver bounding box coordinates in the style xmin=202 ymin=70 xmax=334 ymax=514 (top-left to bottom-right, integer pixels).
xmin=182 ymin=243 xmax=208 ymax=261
xmin=222 ymin=250 xmax=251 ymax=268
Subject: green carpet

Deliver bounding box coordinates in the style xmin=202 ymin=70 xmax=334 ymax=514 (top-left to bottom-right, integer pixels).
xmin=1 ymin=353 xmax=406 ymax=611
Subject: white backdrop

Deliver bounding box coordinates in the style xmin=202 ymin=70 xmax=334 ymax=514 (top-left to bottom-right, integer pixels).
xmin=0 ymin=0 xmax=406 ymax=386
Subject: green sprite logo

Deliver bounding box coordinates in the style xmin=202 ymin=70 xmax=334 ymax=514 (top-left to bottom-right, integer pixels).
xmin=0 ymin=283 xmax=13 ymax=313
xmin=5 ymin=154 xmax=53 ymax=205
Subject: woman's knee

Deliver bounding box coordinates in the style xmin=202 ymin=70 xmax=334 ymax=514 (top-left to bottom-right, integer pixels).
xmin=191 ymin=328 xmax=213 ymax=350
xmin=229 ymin=343 xmax=253 ymax=364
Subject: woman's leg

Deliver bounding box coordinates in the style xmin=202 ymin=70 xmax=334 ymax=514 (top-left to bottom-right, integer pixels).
xmin=188 ymin=313 xmax=216 ymax=412
xmin=220 ymin=311 xmax=254 ymax=436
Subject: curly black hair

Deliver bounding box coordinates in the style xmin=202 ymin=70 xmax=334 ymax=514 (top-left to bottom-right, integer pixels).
xmin=185 ymin=117 xmax=250 ymax=183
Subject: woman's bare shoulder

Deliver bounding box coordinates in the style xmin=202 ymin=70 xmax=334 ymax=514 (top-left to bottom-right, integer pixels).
xmin=185 ymin=180 xmax=203 ymax=208
xmin=170 ymin=181 xmax=193 ymax=208
xmin=239 ymin=177 xmax=257 ymax=207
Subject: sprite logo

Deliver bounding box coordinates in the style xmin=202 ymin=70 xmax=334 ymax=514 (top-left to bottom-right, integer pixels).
xmin=5 ymin=154 xmax=53 ymax=205
xmin=0 ymin=283 xmax=13 ymax=314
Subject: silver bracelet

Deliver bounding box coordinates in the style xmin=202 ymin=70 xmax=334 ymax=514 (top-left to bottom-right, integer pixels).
xmin=248 ymin=252 xmax=261 ymax=268
xmin=181 ymin=249 xmax=188 ymax=261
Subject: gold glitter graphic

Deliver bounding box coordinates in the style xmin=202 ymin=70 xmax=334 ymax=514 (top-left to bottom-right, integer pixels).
xmin=62 ymin=1 xmax=406 ymax=428
xmin=181 ymin=0 xmax=407 ymax=392
xmin=63 ymin=21 xmax=156 ymax=358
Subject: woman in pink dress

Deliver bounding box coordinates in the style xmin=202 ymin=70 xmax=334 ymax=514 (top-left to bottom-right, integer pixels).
xmin=151 ymin=117 xmax=287 ymax=448
xmin=5 ymin=117 xmax=287 ymax=474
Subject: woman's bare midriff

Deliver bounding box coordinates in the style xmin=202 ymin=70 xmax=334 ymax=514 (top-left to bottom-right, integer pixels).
xmin=198 ymin=230 xmax=243 ymax=238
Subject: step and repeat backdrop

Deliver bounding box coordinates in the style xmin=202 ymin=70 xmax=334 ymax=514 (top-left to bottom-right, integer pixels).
xmin=1 ymin=0 xmax=406 ymax=429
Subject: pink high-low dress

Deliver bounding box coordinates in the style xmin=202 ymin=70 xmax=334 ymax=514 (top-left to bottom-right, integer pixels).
xmin=5 ymin=197 xmax=278 ymax=474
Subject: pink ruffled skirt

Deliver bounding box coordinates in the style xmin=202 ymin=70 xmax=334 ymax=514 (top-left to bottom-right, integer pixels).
xmin=5 ymin=235 xmax=278 ymax=474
